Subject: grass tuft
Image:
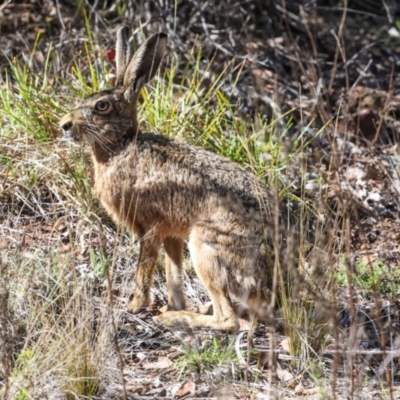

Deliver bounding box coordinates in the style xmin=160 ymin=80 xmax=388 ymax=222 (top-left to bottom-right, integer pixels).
xmin=174 ymin=336 xmax=242 ymax=380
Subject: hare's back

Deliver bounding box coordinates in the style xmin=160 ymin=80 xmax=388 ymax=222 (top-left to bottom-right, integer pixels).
xmin=136 ymin=133 xmax=272 ymax=212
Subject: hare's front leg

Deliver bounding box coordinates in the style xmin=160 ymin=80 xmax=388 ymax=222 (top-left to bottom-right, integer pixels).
xmin=163 ymin=237 xmax=186 ymax=311
xmin=127 ymin=238 xmax=160 ymax=313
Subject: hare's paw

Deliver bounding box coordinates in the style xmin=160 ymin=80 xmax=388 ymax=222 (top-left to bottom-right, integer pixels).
xmin=159 ymin=303 xmax=183 ymax=313
xmin=159 ymin=296 xmax=186 ymax=313
xmin=154 ymin=310 xmax=237 ymax=331
xmin=126 ymin=297 xmax=151 ymax=314
xmin=197 ymin=301 xmax=213 ymax=315
xmin=154 ymin=310 xmax=199 ymax=328
xmin=159 ymin=300 xmax=211 ymax=314
xmin=159 ymin=305 xmax=168 ymax=313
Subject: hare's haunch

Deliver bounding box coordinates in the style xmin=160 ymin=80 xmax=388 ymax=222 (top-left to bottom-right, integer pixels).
xmin=60 ymin=26 xmax=273 ymax=331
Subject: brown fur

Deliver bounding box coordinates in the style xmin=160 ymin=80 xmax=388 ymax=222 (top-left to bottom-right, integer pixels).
xmin=60 ymin=27 xmax=273 ymax=331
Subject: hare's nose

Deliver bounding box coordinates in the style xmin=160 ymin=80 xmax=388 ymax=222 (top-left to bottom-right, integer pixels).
xmin=61 ymin=121 xmax=73 ymax=132
xmin=60 ymin=113 xmax=74 ymax=132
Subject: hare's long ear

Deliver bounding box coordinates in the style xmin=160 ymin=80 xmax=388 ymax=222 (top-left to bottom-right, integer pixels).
xmin=123 ymin=32 xmax=167 ymax=101
xmin=115 ymin=26 xmax=132 ymax=86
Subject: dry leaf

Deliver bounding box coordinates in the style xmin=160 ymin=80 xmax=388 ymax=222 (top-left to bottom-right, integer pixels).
xmin=174 ymin=380 xmax=196 ymax=398
xmin=276 ymin=367 xmax=294 ymax=382
xmin=142 ymin=356 xmax=172 ymax=369
xmin=279 ymin=338 xmax=290 ymax=353
xmin=276 ymin=363 xmax=296 ymax=387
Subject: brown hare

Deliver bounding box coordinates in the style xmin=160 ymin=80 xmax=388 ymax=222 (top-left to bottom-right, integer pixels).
xmin=60 ymin=26 xmax=273 ymax=331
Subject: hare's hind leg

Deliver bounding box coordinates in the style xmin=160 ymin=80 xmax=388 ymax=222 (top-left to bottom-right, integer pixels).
xmin=127 ymin=237 xmax=161 ymax=313
xmin=162 ymin=237 xmax=186 ymax=312
xmin=154 ymin=232 xmax=237 ymax=331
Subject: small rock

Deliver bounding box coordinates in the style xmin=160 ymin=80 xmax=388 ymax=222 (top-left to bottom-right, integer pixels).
xmin=255 ymin=393 xmax=270 ymax=400
xmin=305 ymin=180 xmax=320 ymax=192
xmin=136 ymin=352 xmax=147 ymax=360
xmin=366 ymin=192 xmax=381 ymax=203
xmin=345 ymin=166 xmax=366 ymax=181
xmin=168 ymin=382 xmax=183 ymax=398
xmin=295 ymin=384 xmax=304 ymax=394
xmin=388 ymin=27 xmax=400 ymax=37
xmin=367 ymin=230 xmax=379 ymax=243
xmin=276 ymin=364 xmax=294 ymax=384
xmin=194 ymin=384 xmax=210 ymax=397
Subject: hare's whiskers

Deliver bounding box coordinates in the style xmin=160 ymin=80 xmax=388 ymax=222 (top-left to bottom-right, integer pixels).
xmin=84 ymin=128 xmax=114 ymax=153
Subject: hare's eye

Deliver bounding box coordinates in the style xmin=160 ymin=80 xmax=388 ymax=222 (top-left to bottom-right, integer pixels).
xmin=94 ymin=100 xmax=110 ymax=112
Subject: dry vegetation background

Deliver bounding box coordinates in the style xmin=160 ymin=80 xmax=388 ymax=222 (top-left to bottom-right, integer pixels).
xmin=1 ymin=0 xmax=400 ymax=399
